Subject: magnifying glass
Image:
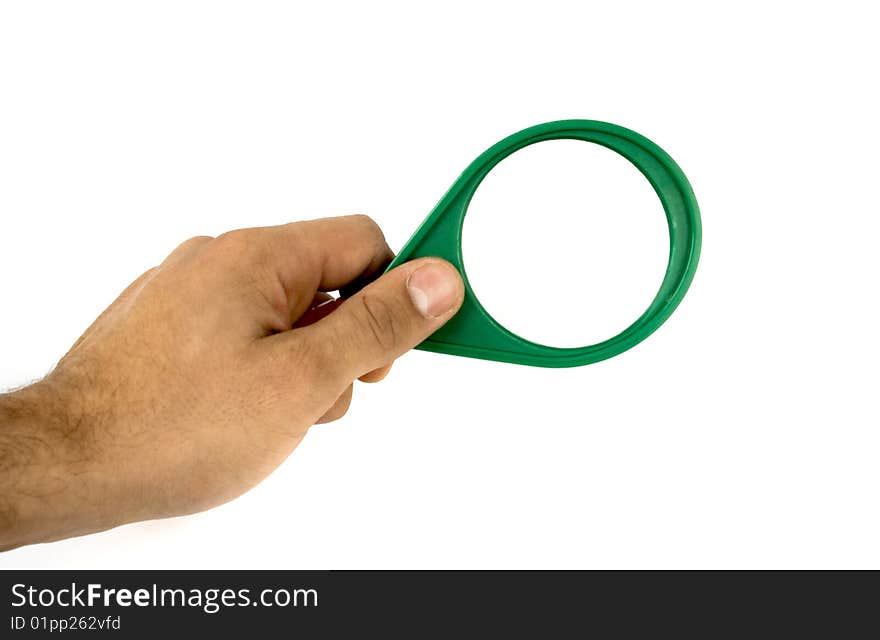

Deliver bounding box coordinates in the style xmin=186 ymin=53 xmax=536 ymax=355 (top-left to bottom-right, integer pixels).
xmin=387 ymin=120 xmax=702 ymax=368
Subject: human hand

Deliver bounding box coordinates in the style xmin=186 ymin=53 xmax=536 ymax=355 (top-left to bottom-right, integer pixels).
xmin=0 ymin=215 xmax=464 ymax=549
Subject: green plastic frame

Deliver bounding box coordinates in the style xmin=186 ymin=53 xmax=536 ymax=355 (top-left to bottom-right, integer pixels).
xmin=386 ymin=119 xmax=702 ymax=367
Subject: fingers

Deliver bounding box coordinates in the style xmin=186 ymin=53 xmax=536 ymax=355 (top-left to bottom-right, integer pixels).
xmin=293 ymin=296 xmax=394 ymax=382
xmin=293 ymin=296 xmax=342 ymax=328
xmin=315 ymin=384 xmax=353 ymax=424
xmin=281 ymin=257 xmax=464 ymax=383
xmin=215 ymin=215 xmax=394 ymax=323
xmin=359 ymin=364 xmax=392 ymax=383
xmin=284 ymin=215 xmax=393 ymax=292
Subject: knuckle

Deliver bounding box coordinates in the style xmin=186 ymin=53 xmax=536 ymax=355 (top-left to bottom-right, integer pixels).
xmin=357 ymin=294 xmax=402 ymax=352
xmin=334 ymin=395 xmax=353 ymax=420
xmin=287 ymin=333 xmax=339 ymax=385
xmin=213 ymin=229 xmax=256 ymax=259
xmin=165 ymin=235 xmax=213 ymax=263
xmin=176 ymin=235 xmax=212 ymax=251
xmin=280 ymin=221 xmax=305 ymax=243
xmin=350 ymin=213 xmax=378 ymax=228
xmin=350 ymin=214 xmax=385 ymax=240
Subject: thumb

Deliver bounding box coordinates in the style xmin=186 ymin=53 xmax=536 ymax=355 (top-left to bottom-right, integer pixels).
xmin=299 ymin=257 xmax=464 ymax=380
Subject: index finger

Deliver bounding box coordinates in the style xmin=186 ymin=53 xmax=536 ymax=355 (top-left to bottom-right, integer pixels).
xmin=231 ymin=214 xmax=394 ymax=321
xmin=274 ymin=214 xmax=394 ymax=292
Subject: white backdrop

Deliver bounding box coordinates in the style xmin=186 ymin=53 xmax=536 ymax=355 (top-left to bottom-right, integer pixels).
xmin=1 ymin=1 xmax=877 ymax=569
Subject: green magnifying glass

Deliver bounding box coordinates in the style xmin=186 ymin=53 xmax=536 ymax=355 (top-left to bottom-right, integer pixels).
xmin=386 ymin=120 xmax=702 ymax=367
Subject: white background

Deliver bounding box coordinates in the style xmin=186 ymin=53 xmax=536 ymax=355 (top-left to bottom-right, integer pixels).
xmin=1 ymin=1 xmax=878 ymax=569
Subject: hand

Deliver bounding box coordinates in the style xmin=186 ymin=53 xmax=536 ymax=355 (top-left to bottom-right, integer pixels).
xmin=0 ymin=215 xmax=464 ymax=550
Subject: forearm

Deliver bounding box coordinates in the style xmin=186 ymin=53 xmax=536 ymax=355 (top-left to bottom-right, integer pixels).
xmin=0 ymin=378 xmax=109 ymax=551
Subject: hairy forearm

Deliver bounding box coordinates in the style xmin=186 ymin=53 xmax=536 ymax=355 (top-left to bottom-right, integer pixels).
xmin=0 ymin=379 xmax=108 ymax=551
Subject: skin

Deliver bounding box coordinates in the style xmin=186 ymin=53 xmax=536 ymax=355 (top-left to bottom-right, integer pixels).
xmin=0 ymin=215 xmax=464 ymax=551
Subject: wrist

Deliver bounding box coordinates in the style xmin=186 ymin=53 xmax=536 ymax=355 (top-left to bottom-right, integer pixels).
xmin=0 ymin=376 xmax=112 ymax=550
